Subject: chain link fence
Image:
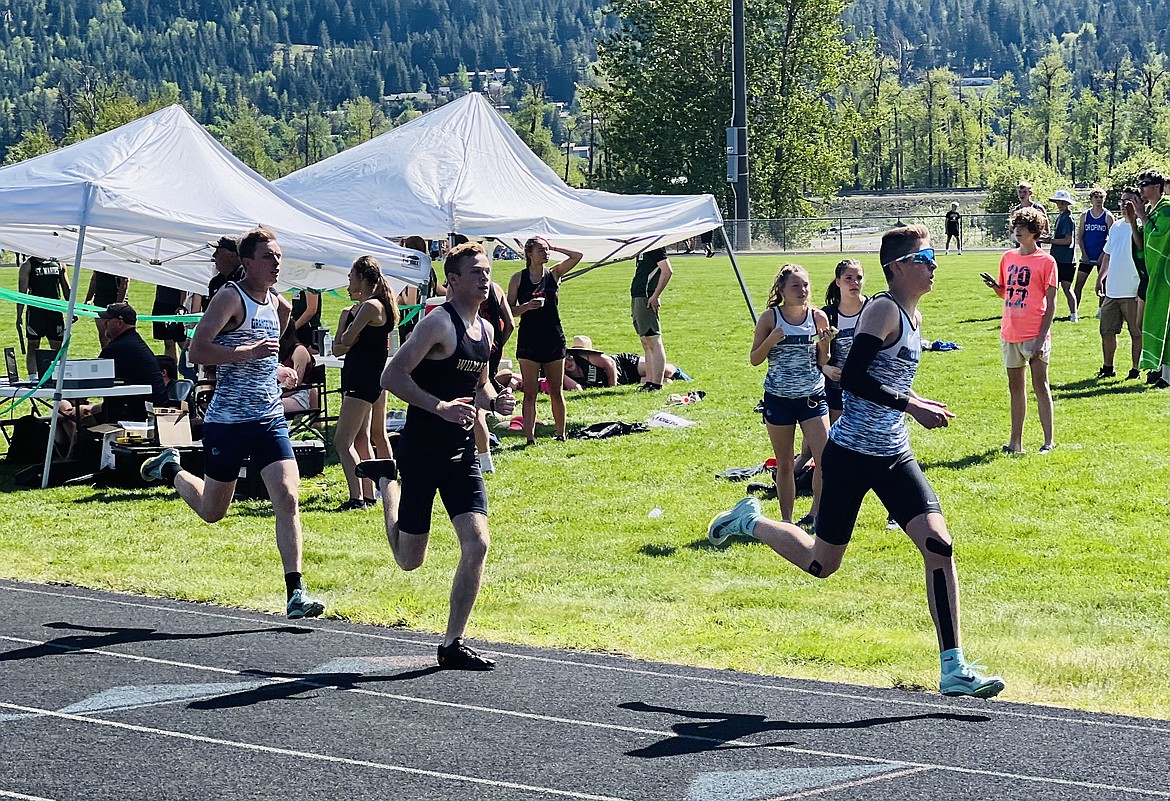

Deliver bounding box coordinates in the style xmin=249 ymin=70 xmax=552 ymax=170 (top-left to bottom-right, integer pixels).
xmin=673 ymin=215 xmax=1026 ymax=254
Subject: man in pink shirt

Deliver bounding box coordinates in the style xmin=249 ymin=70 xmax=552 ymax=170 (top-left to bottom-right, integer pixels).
xmin=981 ymin=206 xmax=1058 ymax=454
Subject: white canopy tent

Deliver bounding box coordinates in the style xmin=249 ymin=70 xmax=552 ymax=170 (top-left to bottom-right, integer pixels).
xmin=0 ymin=104 xmax=430 ymax=487
xmin=275 ymin=92 xmax=735 ymax=269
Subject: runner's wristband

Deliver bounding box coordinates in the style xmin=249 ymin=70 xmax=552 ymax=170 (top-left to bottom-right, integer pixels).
xmin=840 ymin=333 xmax=909 ymax=412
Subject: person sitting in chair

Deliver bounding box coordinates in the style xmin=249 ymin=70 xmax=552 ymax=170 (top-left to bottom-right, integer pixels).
xmin=560 ymin=335 xmax=691 ymax=390
xmin=57 ymin=302 xmax=169 ymax=443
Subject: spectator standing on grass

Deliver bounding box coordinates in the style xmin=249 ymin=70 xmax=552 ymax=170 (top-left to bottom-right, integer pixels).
xmin=1094 ymin=187 xmax=1144 ymax=380
xmin=1076 ymin=188 xmax=1113 ymax=316
xmin=356 ymin=242 xmax=516 ymax=670
xmin=139 ymin=226 xmax=325 ymax=621
xmin=749 ymin=264 xmax=831 ymax=530
xmin=707 ymin=225 xmax=1005 ymax=700
xmin=944 ymin=203 xmax=962 ymax=255
xmin=290 ymin=286 xmax=322 ymax=350
xmin=1134 ymin=169 xmax=1170 ymax=388
xmin=1011 ymin=182 xmax=1048 ymax=244
xmin=151 ymin=283 xmax=189 ymax=364
xmin=15 ymin=255 xmax=70 ymax=381
xmin=1044 ymin=189 xmax=1079 ymax=321
xmin=85 ymin=271 xmax=127 ymax=348
xmin=630 ymin=246 xmax=675 ymax=391
xmin=507 ymin=236 xmax=581 ymax=444
xmin=981 ymin=206 xmax=1057 ymax=455
xmin=332 ymin=256 xmax=397 ymax=512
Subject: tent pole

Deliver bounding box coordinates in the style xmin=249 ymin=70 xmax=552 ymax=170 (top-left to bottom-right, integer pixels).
xmin=42 ymin=224 xmax=89 ymax=489
xmin=719 ymin=225 xmax=756 ymax=323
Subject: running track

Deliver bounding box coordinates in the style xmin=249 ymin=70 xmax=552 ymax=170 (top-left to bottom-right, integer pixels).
xmin=1 ymin=579 xmax=1166 ymax=801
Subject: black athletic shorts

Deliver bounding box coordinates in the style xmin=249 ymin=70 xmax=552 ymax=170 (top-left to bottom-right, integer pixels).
xmin=341 ymin=367 xmax=384 ymax=404
xmin=614 ymin=353 xmax=642 ymax=385
xmin=824 ymin=381 xmax=843 ymax=412
xmin=26 ymin=309 xmax=64 ymax=341
xmin=396 ymin=435 xmax=487 ymax=535
xmin=1057 ymin=262 xmax=1077 ymax=283
xmin=815 ymin=438 xmax=941 ymax=546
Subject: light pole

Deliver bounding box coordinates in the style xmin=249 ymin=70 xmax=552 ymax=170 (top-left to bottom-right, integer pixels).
xmin=728 ymin=0 xmax=750 ymax=249
xmin=564 ymin=118 xmax=576 ymax=183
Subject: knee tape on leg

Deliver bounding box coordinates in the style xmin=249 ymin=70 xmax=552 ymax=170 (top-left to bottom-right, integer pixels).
xmin=925 ymin=537 xmax=953 ymax=558
xmin=808 ymin=560 xmax=822 ymax=577
xmin=932 ymin=569 xmax=958 ymax=652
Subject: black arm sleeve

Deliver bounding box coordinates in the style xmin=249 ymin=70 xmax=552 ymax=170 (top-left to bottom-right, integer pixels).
xmin=839 ymin=333 xmax=909 ymax=412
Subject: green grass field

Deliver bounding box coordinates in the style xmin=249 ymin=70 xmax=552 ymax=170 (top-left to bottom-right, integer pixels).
xmin=0 ymin=251 xmax=1167 ymax=717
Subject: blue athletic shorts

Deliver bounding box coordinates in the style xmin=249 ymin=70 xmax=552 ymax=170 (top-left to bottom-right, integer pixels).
xmin=762 ymin=391 xmax=829 ymax=426
xmin=202 ymin=416 xmax=295 ymax=483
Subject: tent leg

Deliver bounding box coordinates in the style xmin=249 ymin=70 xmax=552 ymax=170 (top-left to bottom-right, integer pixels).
xmin=719 ymin=225 xmax=757 ymax=324
xmin=42 ymin=225 xmax=88 ymax=489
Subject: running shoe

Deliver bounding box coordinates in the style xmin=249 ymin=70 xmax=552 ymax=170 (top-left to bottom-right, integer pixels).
xmin=1095 ymin=365 xmax=1115 ymax=379
xmin=1069 ymin=313 xmax=1079 ymax=323
xmin=286 ymin=588 xmax=325 ymax=619
xmin=796 ymin=513 xmax=816 ymax=532
xmin=437 ymin=638 xmax=496 ymax=670
xmin=1127 ymin=368 xmax=1142 ymax=380
xmin=355 ymin=458 xmax=397 ymax=482
xmin=140 ymin=447 xmax=180 ymax=482
xmin=940 ymin=661 xmax=1005 ymax=699
xmin=707 ymin=497 xmax=761 ymax=547
xmin=1038 ymin=443 xmax=1055 ymax=454
xmin=637 ymin=382 xmax=663 ymax=393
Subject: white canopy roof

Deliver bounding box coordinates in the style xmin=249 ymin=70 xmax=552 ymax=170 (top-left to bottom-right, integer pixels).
xmin=276 ymin=92 xmax=724 ymax=264
xmin=0 ymin=105 xmax=429 ymax=293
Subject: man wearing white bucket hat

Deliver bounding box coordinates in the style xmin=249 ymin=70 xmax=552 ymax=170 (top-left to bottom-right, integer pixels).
xmin=1045 ymin=189 xmax=1079 ymax=321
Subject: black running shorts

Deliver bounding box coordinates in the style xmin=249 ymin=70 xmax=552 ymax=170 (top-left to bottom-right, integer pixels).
xmin=815 ymin=438 xmax=941 ymax=546
xmin=396 ymin=435 xmax=487 ymax=535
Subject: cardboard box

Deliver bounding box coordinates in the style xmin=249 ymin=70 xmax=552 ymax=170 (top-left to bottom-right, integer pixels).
xmin=91 ymin=423 xmax=124 ymax=471
xmin=152 ymin=408 xmax=193 ymax=447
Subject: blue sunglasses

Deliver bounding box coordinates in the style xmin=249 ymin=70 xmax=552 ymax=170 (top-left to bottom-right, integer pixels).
xmin=885 ymin=248 xmax=936 ymax=268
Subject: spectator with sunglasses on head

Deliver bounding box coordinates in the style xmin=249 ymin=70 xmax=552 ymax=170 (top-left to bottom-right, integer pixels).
xmin=982 ymin=206 xmax=1058 ymax=455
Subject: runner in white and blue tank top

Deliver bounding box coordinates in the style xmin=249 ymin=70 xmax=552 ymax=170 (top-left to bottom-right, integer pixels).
xmin=763 ymin=306 xmax=824 ymax=398
xmin=205 ymin=281 xmax=283 ymax=424
xmin=829 ymin=291 xmax=921 ymax=457
xmin=750 ymin=265 xmax=831 ymax=527
xmin=137 ymin=228 xmax=325 ymax=622
xmin=709 ymin=228 xmax=1004 ymax=700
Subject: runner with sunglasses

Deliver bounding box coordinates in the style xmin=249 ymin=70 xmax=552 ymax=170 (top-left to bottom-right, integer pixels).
xmin=707 ymin=225 xmax=1005 ymax=699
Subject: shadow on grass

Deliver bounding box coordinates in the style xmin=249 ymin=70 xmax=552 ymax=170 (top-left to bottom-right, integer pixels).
xmin=618 ymin=700 xmax=990 ymax=757
xmin=918 ymin=447 xmax=1002 ymax=472
xmin=957 ymin=316 xmax=1002 ymax=324
xmin=189 ymin=664 xmax=443 ymax=709
xmin=638 ymin=543 xmax=678 ymax=557
xmin=71 ymin=487 xmax=172 ymax=504
xmin=683 ymin=536 xmax=759 ymax=552
xmin=1052 ymin=378 xmax=1153 ymax=400
xmin=0 ymin=620 xmax=312 ymax=662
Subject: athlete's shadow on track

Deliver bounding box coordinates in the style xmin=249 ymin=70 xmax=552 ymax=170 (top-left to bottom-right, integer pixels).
xmin=0 ymin=621 xmax=313 ymax=662
xmin=619 ymin=700 xmax=989 ymax=757
xmin=188 ymin=665 xmax=442 ymax=709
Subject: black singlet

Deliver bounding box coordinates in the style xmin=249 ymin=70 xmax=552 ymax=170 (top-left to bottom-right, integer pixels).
xmin=27 ymin=259 xmax=64 ymax=299
xmin=403 ymin=303 xmax=490 ymax=460
xmin=515 ymin=268 xmax=565 ymax=363
xmin=568 ymin=353 xmax=609 ymax=388
xmin=341 ymin=297 xmax=393 ymax=399
xmin=92 ymin=272 xmax=121 ymax=307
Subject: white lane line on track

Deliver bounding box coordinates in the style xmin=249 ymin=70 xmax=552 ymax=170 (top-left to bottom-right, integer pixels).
xmin=4 ymin=634 xmax=1170 ymax=798
xmin=0 ymin=791 xmax=57 ymax=801
xmin=4 ymin=581 xmax=1168 ymax=736
xmin=0 ymin=702 xmax=631 ymax=801
xmin=763 ymin=766 xmax=933 ymax=800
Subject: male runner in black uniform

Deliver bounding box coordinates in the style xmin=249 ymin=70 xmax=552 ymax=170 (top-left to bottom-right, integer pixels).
xmin=707 ymin=225 xmax=1004 ymax=699
xmin=15 ymin=256 xmax=71 ymax=380
xmin=357 ymin=242 xmax=516 ymax=670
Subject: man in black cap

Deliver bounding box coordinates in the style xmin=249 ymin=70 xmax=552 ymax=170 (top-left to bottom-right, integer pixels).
xmin=206 ymin=236 xmax=245 ymax=305
xmin=57 ymin=302 xmax=168 ymax=440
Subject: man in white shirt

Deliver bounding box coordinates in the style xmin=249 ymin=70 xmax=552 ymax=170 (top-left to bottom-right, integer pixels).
xmin=1095 ymin=187 xmax=1145 ymax=380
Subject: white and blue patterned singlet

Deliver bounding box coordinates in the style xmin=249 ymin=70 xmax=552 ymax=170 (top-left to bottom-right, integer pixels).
xmin=205 ymin=282 xmax=282 ymax=424
xmin=763 ymin=306 xmax=824 ymax=398
xmin=829 ymin=293 xmax=921 ymax=457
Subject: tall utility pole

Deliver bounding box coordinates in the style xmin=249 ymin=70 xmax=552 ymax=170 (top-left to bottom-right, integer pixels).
xmin=728 ymin=0 xmax=750 ymax=249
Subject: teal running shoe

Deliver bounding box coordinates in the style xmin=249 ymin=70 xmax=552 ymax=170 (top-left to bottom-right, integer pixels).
xmin=940 ymin=661 xmax=1005 ymax=698
xmin=140 ymin=447 xmax=180 ymax=483
xmin=286 ymin=588 xmax=325 ymax=620
xmin=707 ymin=497 xmax=762 ymax=547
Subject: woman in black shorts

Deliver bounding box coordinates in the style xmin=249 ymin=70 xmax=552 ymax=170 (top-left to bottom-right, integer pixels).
xmin=332 ymin=256 xmax=399 ymax=511
xmin=507 ymin=237 xmax=582 ymax=444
